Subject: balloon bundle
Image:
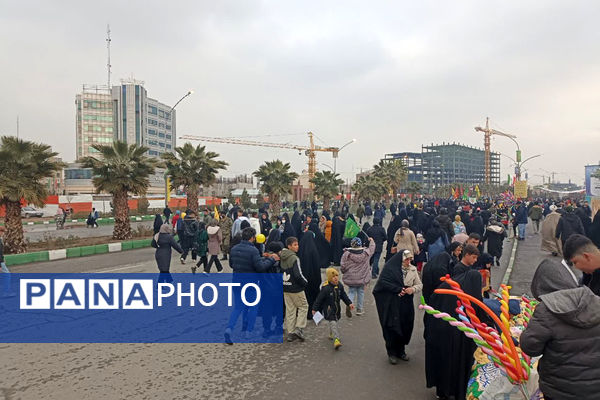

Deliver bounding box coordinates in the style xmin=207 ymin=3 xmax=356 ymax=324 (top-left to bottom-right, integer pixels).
xmin=419 ymin=276 xmax=535 ymax=399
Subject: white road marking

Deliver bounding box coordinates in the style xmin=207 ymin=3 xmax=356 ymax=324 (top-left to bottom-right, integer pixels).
xmin=85 ymin=263 xmax=149 ymax=273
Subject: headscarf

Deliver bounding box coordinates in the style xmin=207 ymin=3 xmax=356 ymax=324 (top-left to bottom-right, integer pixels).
xmin=425 ymin=220 xmax=444 ymax=244
xmin=373 ymin=251 xmax=406 ymax=295
xmin=154 ymin=223 xmax=173 ymax=243
xmin=400 ymin=219 xmax=409 ymax=236
xmin=422 ymin=252 xmax=452 ymax=303
xmin=385 ymin=215 xmax=404 ymax=261
xmin=153 ymin=214 xmax=163 ymax=234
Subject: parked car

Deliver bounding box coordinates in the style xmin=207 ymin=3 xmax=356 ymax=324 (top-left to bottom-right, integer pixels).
xmin=21 ymin=206 xmax=44 ymax=218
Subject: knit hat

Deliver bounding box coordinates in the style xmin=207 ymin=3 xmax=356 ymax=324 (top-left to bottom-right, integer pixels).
xmin=549 ymin=205 xmax=557 ymax=211
xmin=350 ymin=237 xmax=362 ymax=248
xmin=326 ymin=267 xmax=339 ymax=283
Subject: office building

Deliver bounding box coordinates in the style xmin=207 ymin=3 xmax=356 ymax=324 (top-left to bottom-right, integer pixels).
xmin=75 ymin=79 xmax=176 ymax=160
xmin=111 ymin=78 xmax=176 ymax=157
xmin=75 ymin=85 xmax=114 ymax=160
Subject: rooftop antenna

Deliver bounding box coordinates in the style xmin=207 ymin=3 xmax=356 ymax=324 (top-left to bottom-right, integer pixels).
xmin=106 ymin=24 xmax=111 ymax=89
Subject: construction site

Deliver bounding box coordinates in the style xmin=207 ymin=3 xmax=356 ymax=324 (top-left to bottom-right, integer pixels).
xmin=383 ymin=142 xmax=500 ymax=191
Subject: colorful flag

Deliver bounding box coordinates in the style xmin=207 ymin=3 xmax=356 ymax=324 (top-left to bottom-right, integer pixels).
xmin=344 ymin=217 xmax=361 ymax=239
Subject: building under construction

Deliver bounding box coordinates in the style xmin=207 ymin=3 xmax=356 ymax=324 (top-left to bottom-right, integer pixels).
xmin=383 ymin=142 xmax=500 ymax=191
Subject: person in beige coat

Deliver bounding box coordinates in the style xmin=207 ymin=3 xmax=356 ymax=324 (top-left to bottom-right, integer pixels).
xmin=393 ymin=220 xmax=420 ymax=256
xmin=541 ymin=205 xmax=563 ymax=256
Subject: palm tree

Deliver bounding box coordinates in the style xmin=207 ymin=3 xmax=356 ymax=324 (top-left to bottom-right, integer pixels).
xmin=253 ymin=160 xmax=299 ymax=217
xmin=80 ymin=141 xmax=158 ymax=240
xmin=162 ymin=143 xmax=227 ymax=214
xmin=310 ymin=170 xmax=343 ymax=211
xmin=0 ymin=136 xmax=64 ymax=253
xmin=352 ymin=175 xmax=387 ymax=202
xmin=372 ymin=159 xmax=408 ymax=198
xmin=406 ymin=181 xmax=423 ymax=201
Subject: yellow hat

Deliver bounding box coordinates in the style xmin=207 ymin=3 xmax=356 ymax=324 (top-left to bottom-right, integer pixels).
xmin=256 ymin=233 xmax=266 ymax=244
xmin=326 ymin=267 xmax=339 ymax=283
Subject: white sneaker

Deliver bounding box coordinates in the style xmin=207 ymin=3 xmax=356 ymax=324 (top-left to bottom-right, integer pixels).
xmin=356 ymin=309 xmax=364 ymax=315
xmin=180 ymin=257 xmax=185 ymax=265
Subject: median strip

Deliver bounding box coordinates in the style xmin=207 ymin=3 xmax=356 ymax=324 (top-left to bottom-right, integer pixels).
xmin=4 ymin=238 xmax=159 ymax=267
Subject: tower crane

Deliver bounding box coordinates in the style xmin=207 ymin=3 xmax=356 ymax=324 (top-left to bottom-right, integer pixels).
xmin=179 ymin=132 xmax=341 ymax=189
xmin=474 ymin=117 xmax=518 ymax=184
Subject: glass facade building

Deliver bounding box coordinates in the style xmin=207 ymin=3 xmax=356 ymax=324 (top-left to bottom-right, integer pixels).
xmin=75 ymin=80 xmax=176 ymax=161
xmin=75 ymin=85 xmax=114 ymax=160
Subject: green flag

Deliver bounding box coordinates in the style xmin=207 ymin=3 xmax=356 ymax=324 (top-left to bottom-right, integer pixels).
xmin=344 ymin=217 xmax=361 ymax=239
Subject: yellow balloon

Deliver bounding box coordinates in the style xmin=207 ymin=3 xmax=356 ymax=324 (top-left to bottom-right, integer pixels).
xmin=256 ymin=233 xmax=266 ymax=244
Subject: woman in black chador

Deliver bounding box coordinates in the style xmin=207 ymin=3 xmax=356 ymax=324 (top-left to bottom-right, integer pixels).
xmin=424 ymin=253 xmax=483 ymax=400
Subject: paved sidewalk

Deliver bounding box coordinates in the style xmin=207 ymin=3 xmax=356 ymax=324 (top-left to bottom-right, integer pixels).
xmin=507 ymin=220 xmax=581 ymax=296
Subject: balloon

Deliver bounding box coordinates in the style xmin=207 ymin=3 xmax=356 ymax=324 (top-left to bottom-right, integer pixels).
xmin=256 ymin=233 xmax=266 ymax=244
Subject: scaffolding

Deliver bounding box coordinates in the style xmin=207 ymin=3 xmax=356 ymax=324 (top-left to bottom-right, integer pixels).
xmin=421 ymin=142 xmax=500 ymax=190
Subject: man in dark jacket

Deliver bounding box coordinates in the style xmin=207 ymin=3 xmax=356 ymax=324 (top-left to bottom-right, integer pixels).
xmin=281 ymin=237 xmax=308 ymax=342
xmin=180 ymin=211 xmax=199 ymax=264
xmin=555 ymin=206 xmax=585 ymax=248
xmin=514 ymin=201 xmax=529 ymax=240
xmin=225 ymin=227 xmax=279 ymax=344
xmin=163 ymin=206 xmax=172 ymax=223
xmin=366 ymin=217 xmax=387 ymax=278
xmin=521 ymin=258 xmax=600 ymax=400
xmin=435 ymin=208 xmax=454 ymax=241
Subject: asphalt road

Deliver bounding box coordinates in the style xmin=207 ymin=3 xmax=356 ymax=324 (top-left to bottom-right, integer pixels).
xmin=2 ymin=215 xmax=524 ymax=400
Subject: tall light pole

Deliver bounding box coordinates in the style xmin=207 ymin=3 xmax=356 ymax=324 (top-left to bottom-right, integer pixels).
xmin=165 ymin=90 xmax=194 ymax=207
xmin=321 ymin=163 xmax=334 ymax=171
xmin=333 ymin=138 xmax=356 ymax=174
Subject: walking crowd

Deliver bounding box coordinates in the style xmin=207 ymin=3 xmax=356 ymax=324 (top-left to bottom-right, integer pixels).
xmin=146 ymin=196 xmax=600 ymax=400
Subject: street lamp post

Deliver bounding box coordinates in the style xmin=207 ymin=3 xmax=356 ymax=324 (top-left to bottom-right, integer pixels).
xmin=164 ymin=90 xmax=194 ymax=207
xmin=321 ymin=163 xmax=334 ymax=171
xmin=333 ymin=138 xmax=356 ymax=174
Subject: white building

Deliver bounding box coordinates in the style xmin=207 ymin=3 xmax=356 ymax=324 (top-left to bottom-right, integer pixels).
xmin=75 ymin=79 xmax=176 ymax=161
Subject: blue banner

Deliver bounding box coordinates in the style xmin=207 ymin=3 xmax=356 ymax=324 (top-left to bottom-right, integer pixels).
xmin=0 ymin=273 xmax=283 ymax=343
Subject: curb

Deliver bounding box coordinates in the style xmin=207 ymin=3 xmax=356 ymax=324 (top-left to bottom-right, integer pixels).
xmin=1 ymin=214 xmax=158 ymax=227
xmin=501 ymin=237 xmax=519 ymax=286
xmin=4 ymin=237 xmax=160 ymax=267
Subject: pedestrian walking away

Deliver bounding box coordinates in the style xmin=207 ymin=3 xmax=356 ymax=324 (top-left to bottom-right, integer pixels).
xmin=341 ymin=237 xmax=375 ymax=316
xmin=151 ymin=223 xmax=183 ymax=283
xmin=206 ymin=219 xmax=223 ymax=272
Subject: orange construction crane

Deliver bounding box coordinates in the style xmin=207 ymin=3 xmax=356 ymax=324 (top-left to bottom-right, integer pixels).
xmin=474 ymin=117 xmax=518 ymax=184
xmin=179 ymin=132 xmax=340 ymax=189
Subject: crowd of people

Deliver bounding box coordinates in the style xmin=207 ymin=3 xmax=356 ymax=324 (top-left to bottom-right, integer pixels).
xmin=147 ymin=196 xmax=600 ymax=399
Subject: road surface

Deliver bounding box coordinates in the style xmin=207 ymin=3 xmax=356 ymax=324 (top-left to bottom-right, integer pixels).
xmin=2 ymin=216 xmax=529 ymax=400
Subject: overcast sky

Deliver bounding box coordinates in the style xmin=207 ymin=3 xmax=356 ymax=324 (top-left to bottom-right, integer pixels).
xmin=1 ymin=1 xmax=599 ymax=185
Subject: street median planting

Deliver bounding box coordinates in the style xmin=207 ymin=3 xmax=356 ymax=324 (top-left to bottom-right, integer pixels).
xmin=5 ymin=236 xmax=158 ymax=267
